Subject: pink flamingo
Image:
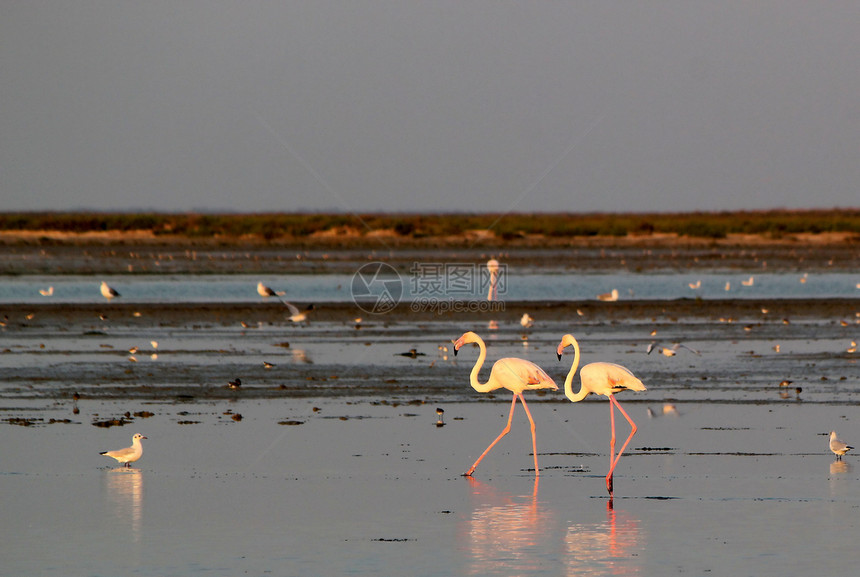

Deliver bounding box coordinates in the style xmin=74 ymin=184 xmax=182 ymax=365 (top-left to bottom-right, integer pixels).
xmin=454 ymin=331 xmax=558 ymax=477
xmin=557 ymin=334 xmax=646 ymax=496
xmin=486 ymin=259 xmax=500 ymax=301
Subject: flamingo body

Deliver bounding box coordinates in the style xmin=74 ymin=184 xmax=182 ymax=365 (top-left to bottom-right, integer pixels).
xmin=558 ymin=333 xmax=645 ymax=496
xmin=454 ymin=331 xmax=557 ymax=477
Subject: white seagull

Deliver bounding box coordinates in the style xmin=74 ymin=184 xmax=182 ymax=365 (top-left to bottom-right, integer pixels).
xmin=647 ymin=342 xmax=701 ymax=356
xmin=100 ymin=433 xmax=146 ymax=467
xmin=100 ymin=281 xmax=120 ymax=300
xmin=830 ymin=431 xmax=854 ymax=460
xmin=283 ymin=300 xmax=315 ymax=323
xmin=520 ymin=313 xmax=534 ymax=328
xmin=257 ymin=282 xmax=285 ymax=298
xmin=597 ymin=289 xmax=619 ymax=302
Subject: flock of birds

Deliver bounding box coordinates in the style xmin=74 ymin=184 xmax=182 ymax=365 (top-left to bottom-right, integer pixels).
xmin=87 ymin=262 xmax=855 ymax=497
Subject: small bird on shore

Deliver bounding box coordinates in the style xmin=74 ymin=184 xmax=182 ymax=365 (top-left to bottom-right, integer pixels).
xmin=227 ymin=378 xmax=242 ymax=389
xmin=100 ymin=433 xmax=146 ymax=467
xmin=520 ymin=313 xmax=534 ymax=328
xmin=100 ymin=281 xmax=120 ymax=300
xmin=830 ymin=431 xmax=854 ymax=460
xmin=436 ymin=407 xmax=445 ymax=427
xmin=597 ymin=289 xmax=619 ymax=302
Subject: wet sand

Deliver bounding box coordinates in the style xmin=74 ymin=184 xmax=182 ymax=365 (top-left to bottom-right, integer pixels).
xmin=0 ymin=298 xmax=856 ymax=403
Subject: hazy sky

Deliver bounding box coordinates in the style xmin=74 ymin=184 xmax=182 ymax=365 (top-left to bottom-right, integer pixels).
xmin=2 ymin=2 xmax=858 ymax=214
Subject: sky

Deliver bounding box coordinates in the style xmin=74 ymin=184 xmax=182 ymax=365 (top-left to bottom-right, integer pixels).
xmin=2 ymin=1 xmax=858 ymax=214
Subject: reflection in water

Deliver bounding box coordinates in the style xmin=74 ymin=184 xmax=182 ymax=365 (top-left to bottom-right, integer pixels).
xmin=564 ymin=502 xmax=644 ymax=576
xmin=829 ymin=459 xmax=853 ymax=499
xmin=460 ymin=477 xmax=553 ymax=576
xmin=291 ymin=348 xmax=312 ymax=364
xmin=104 ymin=468 xmax=144 ymax=543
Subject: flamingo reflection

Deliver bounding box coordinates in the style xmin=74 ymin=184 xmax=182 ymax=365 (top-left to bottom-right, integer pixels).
xmin=104 ymin=468 xmax=144 ymax=543
xmin=564 ymin=502 xmax=644 ymax=576
xmin=460 ymin=477 xmax=554 ymax=575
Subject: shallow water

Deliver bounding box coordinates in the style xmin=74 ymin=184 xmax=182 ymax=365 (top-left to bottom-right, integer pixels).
xmin=1 ymin=247 xmax=858 ymax=575
xmin=0 ymin=270 xmax=858 ymax=304
xmin=3 ymin=400 xmax=860 ymax=576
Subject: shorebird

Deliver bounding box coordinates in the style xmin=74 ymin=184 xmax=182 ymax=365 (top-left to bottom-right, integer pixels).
xmin=646 ymin=342 xmax=700 ymax=356
xmin=39 ymin=286 xmax=54 ymax=296
xmin=741 ymin=276 xmax=755 ymax=287
xmin=453 ymin=331 xmax=558 ymax=477
xmin=520 ymin=313 xmax=534 ymax=328
xmin=257 ymin=282 xmax=285 ymax=297
xmin=100 ymin=433 xmax=147 ymax=467
xmin=597 ymin=289 xmax=619 ymax=302
xmin=227 ymin=378 xmax=242 ymax=389
xmin=830 ymin=431 xmax=854 ymax=460
xmin=283 ymin=300 xmax=314 ymax=323
xmin=100 ymin=281 xmax=120 ymax=300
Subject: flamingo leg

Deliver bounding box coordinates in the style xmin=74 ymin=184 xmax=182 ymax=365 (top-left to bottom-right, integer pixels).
xmin=464 ymin=394 xmax=518 ymax=477
xmin=605 ymin=395 xmax=638 ymax=495
xmin=517 ymin=393 xmax=541 ymax=477
xmin=607 ymin=397 xmax=616 ymax=494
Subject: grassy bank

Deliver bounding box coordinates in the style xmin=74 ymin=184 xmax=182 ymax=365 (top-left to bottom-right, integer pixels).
xmin=0 ymin=209 xmax=858 ymax=242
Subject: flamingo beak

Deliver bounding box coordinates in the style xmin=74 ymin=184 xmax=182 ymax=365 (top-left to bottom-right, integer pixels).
xmin=557 ymin=352 xmax=562 ymax=361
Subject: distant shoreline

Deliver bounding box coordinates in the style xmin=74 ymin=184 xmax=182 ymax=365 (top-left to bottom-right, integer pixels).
xmin=0 ymin=210 xmax=857 ymax=250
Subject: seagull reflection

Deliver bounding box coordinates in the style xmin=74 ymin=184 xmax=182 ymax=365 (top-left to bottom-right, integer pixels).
xmin=104 ymin=468 xmax=143 ymax=543
xmin=291 ymin=348 xmax=312 ymax=364
xmin=564 ymin=502 xmax=644 ymax=576
xmin=461 ymin=477 xmax=553 ymax=576
xmin=830 ymin=460 xmax=853 ymax=475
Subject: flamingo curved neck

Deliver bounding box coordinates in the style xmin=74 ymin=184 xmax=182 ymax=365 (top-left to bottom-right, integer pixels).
xmin=564 ymin=339 xmax=589 ymax=402
xmin=468 ymin=337 xmax=496 ymax=393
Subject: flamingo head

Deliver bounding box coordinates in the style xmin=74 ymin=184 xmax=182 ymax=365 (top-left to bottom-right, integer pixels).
xmin=556 ymin=333 xmax=578 ymax=361
xmin=453 ymin=331 xmax=479 ymax=356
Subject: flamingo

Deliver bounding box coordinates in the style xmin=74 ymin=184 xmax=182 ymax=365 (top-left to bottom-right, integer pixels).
xmin=100 ymin=433 xmax=147 ymax=467
xmin=557 ymin=334 xmax=646 ymax=496
xmin=486 ymin=259 xmax=500 ymax=301
xmin=453 ymin=331 xmax=558 ymax=477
